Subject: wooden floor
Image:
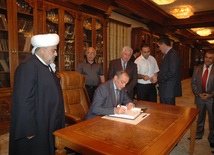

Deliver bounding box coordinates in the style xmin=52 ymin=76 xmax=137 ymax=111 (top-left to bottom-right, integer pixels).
xmin=0 ymin=78 xmax=213 ymax=155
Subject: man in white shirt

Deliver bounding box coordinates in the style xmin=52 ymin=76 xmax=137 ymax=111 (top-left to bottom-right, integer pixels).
xmin=135 ymin=44 xmax=159 ymax=102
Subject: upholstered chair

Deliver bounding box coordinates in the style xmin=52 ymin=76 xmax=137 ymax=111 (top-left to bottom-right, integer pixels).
xmin=57 ymin=71 xmax=90 ymax=126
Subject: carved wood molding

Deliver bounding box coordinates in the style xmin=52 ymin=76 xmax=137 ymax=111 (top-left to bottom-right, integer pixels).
xmin=25 ymin=0 xmax=35 ymax=8
xmin=0 ymin=97 xmax=11 ymax=122
xmin=65 ymin=10 xmax=77 ymax=19
xmin=37 ymin=10 xmax=43 ymax=34
xmin=37 ymin=0 xmax=43 ymax=10
xmin=44 ymin=2 xmax=60 ymax=11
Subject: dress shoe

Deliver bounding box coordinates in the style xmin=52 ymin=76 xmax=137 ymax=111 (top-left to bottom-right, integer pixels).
xmin=188 ymin=137 xmax=202 ymax=140
xmin=210 ymin=143 xmax=214 ymax=148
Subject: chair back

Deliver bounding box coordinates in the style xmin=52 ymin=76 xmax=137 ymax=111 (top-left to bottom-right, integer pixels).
xmin=57 ymin=71 xmax=90 ymax=123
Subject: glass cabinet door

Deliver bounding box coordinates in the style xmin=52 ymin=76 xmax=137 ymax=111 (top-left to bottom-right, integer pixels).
xmin=142 ymin=33 xmax=151 ymax=47
xmin=16 ymin=0 xmax=34 ymax=64
xmin=46 ymin=9 xmax=59 ymax=34
xmin=152 ymin=35 xmax=159 ymax=56
xmin=83 ymin=18 xmax=92 ymax=60
xmin=0 ymin=0 xmax=10 ymax=88
xmin=95 ymin=19 xmax=103 ymax=67
xmin=46 ymin=9 xmax=59 ymax=70
xmin=64 ymin=11 xmax=75 ymax=71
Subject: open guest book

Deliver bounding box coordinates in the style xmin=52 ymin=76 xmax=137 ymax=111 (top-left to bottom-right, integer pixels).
xmin=108 ymin=105 xmax=141 ymax=120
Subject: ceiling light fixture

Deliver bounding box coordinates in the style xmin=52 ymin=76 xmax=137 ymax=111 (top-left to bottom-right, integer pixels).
xmin=170 ymin=6 xmax=193 ymax=19
xmin=191 ymin=28 xmax=212 ymax=36
xmin=207 ymin=40 xmax=214 ymax=44
xmin=152 ymin=0 xmax=176 ymax=5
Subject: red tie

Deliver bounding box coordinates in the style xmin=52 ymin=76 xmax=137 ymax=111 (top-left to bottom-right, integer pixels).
xmin=202 ymin=65 xmax=209 ymax=93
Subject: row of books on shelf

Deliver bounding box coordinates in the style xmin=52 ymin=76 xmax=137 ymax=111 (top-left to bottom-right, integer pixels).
xmin=19 ymin=37 xmax=31 ymax=52
xmin=0 ymin=14 xmax=8 ymax=30
xmin=0 ymin=59 xmax=9 ymax=71
xmin=0 ymin=0 xmax=6 ymax=8
xmin=18 ymin=19 xmax=33 ymax=33
xmin=0 ymin=39 xmax=8 ymax=50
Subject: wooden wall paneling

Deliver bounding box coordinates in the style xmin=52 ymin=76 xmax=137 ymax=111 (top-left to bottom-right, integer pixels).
xmin=58 ymin=8 xmax=64 ymax=72
xmin=131 ymin=27 xmax=141 ymax=50
xmin=37 ymin=0 xmax=44 ymax=34
xmin=75 ymin=12 xmax=83 ymax=67
xmin=33 ymin=0 xmax=38 ymax=34
xmin=92 ymin=18 xmax=96 ymax=48
xmin=102 ymin=19 xmax=108 ymax=79
xmin=0 ymin=89 xmax=12 ymax=134
xmin=11 ymin=0 xmax=19 ymax=79
xmin=37 ymin=10 xmax=43 ymax=34
xmin=7 ymin=0 xmax=15 ymax=88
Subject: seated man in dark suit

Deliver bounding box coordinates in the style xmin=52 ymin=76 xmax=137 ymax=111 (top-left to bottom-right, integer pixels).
xmin=108 ymin=46 xmax=138 ymax=99
xmin=84 ymin=70 xmax=135 ymax=120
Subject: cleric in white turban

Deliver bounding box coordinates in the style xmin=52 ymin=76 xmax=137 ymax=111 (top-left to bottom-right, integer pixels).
xmin=31 ymin=33 xmax=59 ymax=72
xmin=9 ymin=33 xmax=65 ymax=155
xmin=31 ymin=33 xmax=59 ymax=54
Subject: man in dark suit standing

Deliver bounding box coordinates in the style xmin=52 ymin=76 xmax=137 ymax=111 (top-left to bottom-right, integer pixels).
xmin=191 ymin=51 xmax=214 ymax=147
xmin=130 ymin=48 xmax=140 ymax=62
xmin=108 ymin=46 xmax=138 ymax=99
xmin=85 ymin=70 xmax=135 ymax=120
xmin=151 ymin=36 xmax=182 ymax=105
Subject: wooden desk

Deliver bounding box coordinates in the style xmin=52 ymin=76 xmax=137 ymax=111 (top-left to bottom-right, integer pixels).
xmin=53 ymin=101 xmax=199 ymax=155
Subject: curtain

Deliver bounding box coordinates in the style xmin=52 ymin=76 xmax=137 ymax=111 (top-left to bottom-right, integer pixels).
xmin=107 ymin=20 xmax=129 ymax=68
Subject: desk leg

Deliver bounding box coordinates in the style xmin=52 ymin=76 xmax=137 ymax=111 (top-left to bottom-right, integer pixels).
xmin=189 ymin=117 xmax=197 ymax=155
xmin=55 ymin=136 xmax=66 ymax=155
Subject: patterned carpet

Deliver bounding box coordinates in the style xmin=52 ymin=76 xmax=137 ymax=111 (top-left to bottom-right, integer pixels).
xmin=0 ymin=78 xmax=213 ymax=155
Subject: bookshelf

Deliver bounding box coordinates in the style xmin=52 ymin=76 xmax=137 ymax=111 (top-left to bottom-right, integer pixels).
xmin=0 ymin=0 xmax=10 ymax=88
xmin=17 ymin=0 xmax=34 ymax=64
xmin=0 ymin=0 xmax=109 ymax=133
xmin=64 ymin=11 xmax=75 ymax=71
xmin=0 ymin=0 xmax=108 ymax=90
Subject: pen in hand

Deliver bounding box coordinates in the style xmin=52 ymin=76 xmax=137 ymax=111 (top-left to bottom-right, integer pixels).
xmin=142 ymin=114 xmax=147 ymax=118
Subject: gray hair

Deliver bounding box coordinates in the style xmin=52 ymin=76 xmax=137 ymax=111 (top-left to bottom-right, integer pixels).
xmin=121 ymin=46 xmax=133 ymax=55
xmin=34 ymin=47 xmax=41 ymax=54
xmin=115 ymin=70 xmax=129 ymax=79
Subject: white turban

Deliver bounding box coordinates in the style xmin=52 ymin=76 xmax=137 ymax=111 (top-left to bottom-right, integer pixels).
xmin=31 ymin=34 xmax=59 ymax=54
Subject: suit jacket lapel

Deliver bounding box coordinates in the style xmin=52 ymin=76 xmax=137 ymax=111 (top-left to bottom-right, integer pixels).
xmin=117 ymin=59 xmax=123 ymax=70
xmin=110 ymin=80 xmax=117 ymax=107
xmin=197 ymin=65 xmax=203 ymax=88
xmin=164 ymin=48 xmax=173 ymax=59
xmin=126 ymin=61 xmax=130 ymax=71
xmin=207 ymin=65 xmax=214 ymax=91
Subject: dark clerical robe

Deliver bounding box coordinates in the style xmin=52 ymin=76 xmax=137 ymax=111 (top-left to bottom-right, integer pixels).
xmin=9 ymin=55 xmax=65 ymax=155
